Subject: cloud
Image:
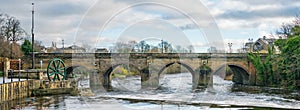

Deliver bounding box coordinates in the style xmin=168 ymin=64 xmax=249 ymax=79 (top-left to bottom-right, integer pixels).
xmin=216 ymin=6 xmax=300 ymax=20
xmin=1 ymin=0 xmax=299 ymax=52
xmin=0 ymin=0 xmax=98 ymax=47
xmin=179 ymin=24 xmax=198 ymax=30
xmin=241 ymin=0 xmax=300 ymax=6
xmin=38 ymin=2 xmax=87 ymax=18
xmin=205 ymin=0 xmax=300 ymax=30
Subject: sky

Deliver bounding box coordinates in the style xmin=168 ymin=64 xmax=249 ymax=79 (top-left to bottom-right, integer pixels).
xmin=0 ymin=0 xmax=299 ymax=53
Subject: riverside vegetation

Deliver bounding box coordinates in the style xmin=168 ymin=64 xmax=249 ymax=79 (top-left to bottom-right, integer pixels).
xmin=248 ymin=16 xmax=300 ymax=90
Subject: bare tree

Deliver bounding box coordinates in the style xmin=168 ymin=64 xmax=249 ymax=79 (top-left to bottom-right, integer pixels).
xmin=0 ymin=14 xmax=25 ymax=58
xmin=187 ymin=45 xmax=193 ymax=53
xmin=0 ymin=14 xmax=5 ymax=40
xmin=2 ymin=14 xmax=24 ymax=42
xmin=207 ymin=46 xmax=218 ymax=53
xmin=128 ymin=40 xmax=137 ymax=52
xmin=294 ymin=14 xmax=300 ymax=26
xmin=276 ymin=23 xmax=293 ymax=38
xmin=112 ymin=41 xmax=134 ymax=53
xmin=174 ymin=45 xmax=188 ymax=53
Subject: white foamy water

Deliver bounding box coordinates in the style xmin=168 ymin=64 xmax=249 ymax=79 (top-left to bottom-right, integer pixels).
xmin=21 ymin=73 xmax=300 ymax=109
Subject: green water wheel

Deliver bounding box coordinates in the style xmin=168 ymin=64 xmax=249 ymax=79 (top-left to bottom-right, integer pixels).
xmin=47 ymin=58 xmax=66 ymax=81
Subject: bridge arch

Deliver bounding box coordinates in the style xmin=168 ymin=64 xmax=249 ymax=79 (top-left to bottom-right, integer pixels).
xmin=103 ymin=63 xmax=141 ymax=89
xmin=157 ymin=61 xmax=199 ymax=89
xmin=213 ymin=63 xmax=249 ymax=85
xmin=65 ymin=65 xmax=91 ymax=79
xmin=157 ymin=61 xmax=198 ymax=89
xmin=158 ymin=61 xmax=195 ymax=76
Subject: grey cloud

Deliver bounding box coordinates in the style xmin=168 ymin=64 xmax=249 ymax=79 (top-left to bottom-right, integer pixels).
xmin=241 ymin=0 xmax=299 ymax=6
xmin=39 ymin=2 xmax=87 ymax=17
xmin=216 ymin=4 xmax=300 ymax=20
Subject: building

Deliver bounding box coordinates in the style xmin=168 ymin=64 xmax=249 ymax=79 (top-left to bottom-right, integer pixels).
xmin=243 ymin=36 xmax=280 ymax=54
xmin=45 ymin=42 xmax=86 ymax=53
xmin=62 ymin=45 xmax=86 ymax=53
xmin=243 ymin=42 xmax=254 ymax=53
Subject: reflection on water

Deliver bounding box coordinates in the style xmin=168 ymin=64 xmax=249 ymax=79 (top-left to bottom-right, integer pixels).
xmin=5 ymin=73 xmax=300 ymax=109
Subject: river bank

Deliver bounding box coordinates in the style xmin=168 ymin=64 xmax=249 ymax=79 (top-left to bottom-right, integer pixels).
xmin=231 ymin=84 xmax=300 ymax=100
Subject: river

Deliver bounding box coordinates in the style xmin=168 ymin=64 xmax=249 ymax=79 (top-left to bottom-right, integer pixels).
xmin=6 ymin=72 xmax=300 ymax=109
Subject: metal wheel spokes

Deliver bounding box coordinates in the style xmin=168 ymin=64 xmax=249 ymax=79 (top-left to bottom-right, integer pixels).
xmin=47 ymin=58 xmax=66 ymax=81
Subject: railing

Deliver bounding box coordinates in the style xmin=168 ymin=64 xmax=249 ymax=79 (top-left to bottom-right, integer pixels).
xmin=1 ymin=69 xmax=44 ymax=84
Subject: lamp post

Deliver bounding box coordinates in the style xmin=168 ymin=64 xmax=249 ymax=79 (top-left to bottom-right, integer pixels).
xmin=228 ymin=43 xmax=233 ymax=53
xmin=31 ymin=3 xmax=35 ymax=69
xmin=62 ymin=39 xmax=64 ymax=53
xmin=161 ymin=39 xmax=163 ymax=53
xmin=248 ymin=38 xmax=253 ymax=52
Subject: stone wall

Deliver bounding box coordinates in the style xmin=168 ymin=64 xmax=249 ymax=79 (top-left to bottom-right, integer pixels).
xmin=0 ymin=79 xmax=76 ymax=103
xmin=0 ymin=80 xmax=40 ymax=103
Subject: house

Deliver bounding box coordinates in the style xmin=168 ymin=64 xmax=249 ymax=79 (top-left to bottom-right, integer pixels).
xmin=63 ymin=45 xmax=86 ymax=53
xmin=44 ymin=42 xmax=58 ymax=53
xmin=243 ymin=42 xmax=254 ymax=53
xmin=253 ymin=36 xmax=280 ymax=53
xmin=244 ymin=36 xmax=280 ymax=54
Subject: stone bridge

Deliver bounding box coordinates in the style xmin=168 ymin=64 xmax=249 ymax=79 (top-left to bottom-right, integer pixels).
xmin=34 ymin=53 xmax=257 ymax=90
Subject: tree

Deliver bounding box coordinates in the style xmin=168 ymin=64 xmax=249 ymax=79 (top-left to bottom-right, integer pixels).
xmin=248 ymin=47 xmax=275 ymax=86
xmin=291 ymin=25 xmax=300 ymax=36
xmin=187 ymin=45 xmax=193 ymax=53
xmin=274 ymin=15 xmax=300 ymax=89
xmin=139 ymin=40 xmax=146 ymax=52
xmin=0 ymin=39 xmax=10 ymax=57
xmin=21 ymin=39 xmax=33 ymax=54
xmin=207 ymin=46 xmax=218 ymax=53
xmin=1 ymin=14 xmax=24 ymax=42
xmin=174 ymin=45 xmax=188 ymax=53
xmin=0 ymin=14 xmax=6 ymax=40
xmin=112 ymin=41 xmax=138 ymax=53
xmin=11 ymin=42 xmax=23 ymax=58
xmin=144 ymin=44 xmax=150 ymax=52
xmin=293 ymin=14 xmax=300 ymax=26
xmin=276 ymin=36 xmax=300 ymax=89
xmin=150 ymin=46 xmax=160 ymax=53
xmin=276 ymin=23 xmax=293 ymax=38
xmin=158 ymin=41 xmax=172 ymax=53
xmin=135 ymin=40 xmax=151 ymax=53
xmin=0 ymin=13 xmax=24 ymax=59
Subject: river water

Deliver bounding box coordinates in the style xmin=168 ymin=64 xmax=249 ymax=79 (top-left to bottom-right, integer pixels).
xmin=9 ymin=73 xmax=300 ymax=109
